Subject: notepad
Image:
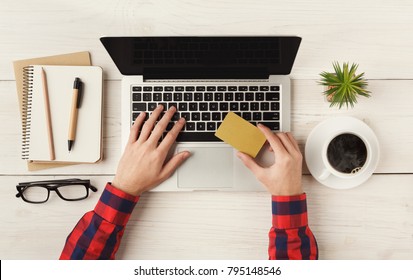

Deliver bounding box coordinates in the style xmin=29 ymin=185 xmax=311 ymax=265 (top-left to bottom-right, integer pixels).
xmin=215 ymin=112 xmax=266 ymax=158
xmin=21 ymin=65 xmax=103 ymax=163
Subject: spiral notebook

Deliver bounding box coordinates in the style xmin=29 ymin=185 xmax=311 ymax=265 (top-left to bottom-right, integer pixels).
xmin=21 ymin=65 xmax=103 ymax=163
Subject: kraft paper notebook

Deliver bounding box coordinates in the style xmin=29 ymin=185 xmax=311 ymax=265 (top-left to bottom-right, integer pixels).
xmin=13 ymin=51 xmax=92 ymax=171
xmin=21 ymin=65 xmax=103 ymax=163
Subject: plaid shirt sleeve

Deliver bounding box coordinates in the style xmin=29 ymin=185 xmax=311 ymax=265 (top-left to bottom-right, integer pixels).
xmin=269 ymin=193 xmax=318 ymax=260
xmin=59 ymin=183 xmax=139 ymax=260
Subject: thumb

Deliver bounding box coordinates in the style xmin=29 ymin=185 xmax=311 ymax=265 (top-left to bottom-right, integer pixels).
xmin=236 ymin=151 xmax=263 ymax=177
xmin=160 ymin=151 xmax=191 ymax=181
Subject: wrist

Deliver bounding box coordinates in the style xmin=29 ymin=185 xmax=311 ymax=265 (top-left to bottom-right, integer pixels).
xmin=111 ymin=178 xmax=143 ymax=197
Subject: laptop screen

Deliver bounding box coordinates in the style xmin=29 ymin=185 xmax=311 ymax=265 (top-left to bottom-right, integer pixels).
xmin=100 ymin=36 xmax=301 ymax=79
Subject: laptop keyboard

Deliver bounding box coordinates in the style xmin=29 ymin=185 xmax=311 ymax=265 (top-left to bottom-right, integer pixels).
xmin=131 ymin=84 xmax=281 ymax=142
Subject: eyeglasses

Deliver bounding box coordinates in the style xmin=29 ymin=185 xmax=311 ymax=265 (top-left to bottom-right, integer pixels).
xmin=16 ymin=179 xmax=97 ymax=204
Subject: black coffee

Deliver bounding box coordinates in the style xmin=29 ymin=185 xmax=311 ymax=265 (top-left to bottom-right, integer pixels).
xmin=327 ymin=133 xmax=367 ymax=174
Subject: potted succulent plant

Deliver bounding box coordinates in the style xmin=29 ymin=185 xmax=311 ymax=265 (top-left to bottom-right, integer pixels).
xmin=319 ymin=62 xmax=370 ymax=108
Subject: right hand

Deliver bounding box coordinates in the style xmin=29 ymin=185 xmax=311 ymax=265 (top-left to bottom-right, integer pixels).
xmin=237 ymin=124 xmax=303 ymax=196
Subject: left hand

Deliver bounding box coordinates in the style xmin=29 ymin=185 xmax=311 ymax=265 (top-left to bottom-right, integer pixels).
xmin=112 ymin=105 xmax=190 ymax=196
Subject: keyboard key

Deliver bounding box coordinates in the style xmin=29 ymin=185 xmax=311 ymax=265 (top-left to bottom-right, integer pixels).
xmin=239 ymin=86 xmax=248 ymax=91
xmin=168 ymin=102 xmax=178 ymax=109
xmin=217 ymin=86 xmax=227 ymax=91
xmin=235 ymin=92 xmax=244 ymax=101
xmin=185 ymin=86 xmax=195 ymax=91
xmin=270 ymin=86 xmax=280 ymax=91
xmin=184 ymin=92 xmax=193 ymax=101
xmin=171 ymin=112 xmax=180 ymax=121
xmin=266 ymin=92 xmax=279 ymax=101
xmin=249 ymin=86 xmax=258 ymax=91
xmin=132 ymin=92 xmax=141 ymax=101
xmin=133 ymin=103 xmax=146 ymax=111
xmin=153 ymin=92 xmax=162 ymax=101
xmin=191 ymin=112 xmax=200 ymax=121
xmin=189 ymin=103 xmax=198 ymax=111
xmin=261 ymin=122 xmax=280 ymax=130
xmin=260 ymin=102 xmax=270 ymax=111
xmin=163 ymin=92 xmax=172 ymax=101
xmin=175 ymin=86 xmax=184 ymax=91
xmin=219 ymin=102 xmax=229 ymax=111
xmin=255 ymin=92 xmax=264 ymax=101
xmin=209 ymin=102 xmax=219 ymax=111
xmin=207 ymin=86 xmax=216 ymax=91
xmin=176 ymin=132 xmax=221 ymax=142
xmin=214 ymin=92 xmax=223 ymax=101
xmin=143 ymin=86 xmax=152 ymax=91
xmin=204 ymin=92 xmax=213 ymax=101
xmin=154 ymin=86 xmax=163 ymax=91
xmin=197 ymin=122 xmax=206 ymax=131
xmin=225 ymin=92 xmax=234 ymax=101
xmin=228 ymin=86 xmax=237 ymax=91
xmin=271 ymin=102 xmax=280 ymax=111
xmin=260 ymin=86 xmax=269 ymax=91
xmin=181 ymin=112 xmax=190 ymax=121
xmin=179 ymin=103 xmax=188 ymax=111
xmin=143 ymin=92 xmax=152 ymax=101
xmin=174 ymin=92 xmax=183 ymax=101
xmin=207 ymin=122 xmax=216 ymax=131
xmin=230 ymin=102 xmax=239 ymax=111
xmin=196 ymin=86 xmax=206 ymax=91
xmin=212 ymin=112 xmax=221 ymax=121
xmin=199 ymin=103 xmax=208 ymax=111
xmin=186 ymin=122 xmax=196 ymax=131
xmin=253 ymin=112 xmax=262 ymax=120
xmin=202 ymin=112 xmax=211 ymax=121
xmin=250 ymin=102 xmax=260 ymax=111
xmin=164 ymin=86 xmax=174 ymax=91
xmin=240 ymin=102 xmax=249 ymax=111
xmin=242 ymin=112 xmax=252 ymax=121
xmin=263 ymin=112 xmax=280 ymax=120
xmin=194 ymin=92 xmax=203 ymax=101
xmin=132 ymin=86 xmax=142 ymax=91
xmin=245 ymin=92 xmax=254 ymax=101
xmin=148 ymin=103 xmax=157 ymax=111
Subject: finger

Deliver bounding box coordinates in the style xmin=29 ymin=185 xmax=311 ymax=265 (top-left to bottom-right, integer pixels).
xmin=257 ymin=124 xmax=287 ymax=156
xmin=286 ymin=132 xmax=301 ymax=153
xmin=128 ymin=112 xmax=146 ymax=144
xmin=236 ymin=151 xmax=263 ymax=177
xmin=138 ymin=105 xmax=164 ymax=143
xmin=275 ymin=132 xmax=297 ymax=155
xmin=159 ymin=151 xmax=191 ymax=181
xmin=158 ymin=117 xmax=186 ymax=153
xmin=148 ymin=106 xmax=177 ymax=145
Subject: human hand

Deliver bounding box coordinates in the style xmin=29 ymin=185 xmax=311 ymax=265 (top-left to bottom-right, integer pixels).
xmin=112 ymin=105 xmax=190 ymax=196
xmin=237 ymin=124 xmax=303 ymax=196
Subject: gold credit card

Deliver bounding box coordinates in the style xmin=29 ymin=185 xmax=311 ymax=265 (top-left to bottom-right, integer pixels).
xmin=215 ymin=112 xmax=266 ymax=158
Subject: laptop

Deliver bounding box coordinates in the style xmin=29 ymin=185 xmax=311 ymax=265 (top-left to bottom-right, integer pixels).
xmin=100 ymin=36 xmax=301 ymax=191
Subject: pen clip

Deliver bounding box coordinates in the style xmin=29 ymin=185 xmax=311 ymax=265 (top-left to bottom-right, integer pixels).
xmin=73 ymin=77 xmax=83 ymax=108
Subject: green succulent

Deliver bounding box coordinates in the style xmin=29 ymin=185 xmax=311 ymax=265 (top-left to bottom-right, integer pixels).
xmin=319 ymin=62 xmax=370 ymax=108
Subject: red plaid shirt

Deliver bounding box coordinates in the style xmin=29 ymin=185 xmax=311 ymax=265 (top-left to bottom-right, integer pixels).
xmin=60 ymin=183 xmax=318 ymax=260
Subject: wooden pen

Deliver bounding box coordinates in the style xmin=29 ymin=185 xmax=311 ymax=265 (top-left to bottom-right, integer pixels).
xmin=68 ymin=77 xmax=82 ymax=152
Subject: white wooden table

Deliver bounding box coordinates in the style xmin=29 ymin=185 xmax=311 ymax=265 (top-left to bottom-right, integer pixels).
xmin=1 ymin=0 xmax=412 ymax=259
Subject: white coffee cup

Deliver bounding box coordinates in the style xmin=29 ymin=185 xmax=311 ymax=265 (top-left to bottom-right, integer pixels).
xmin=305 ymin=116 xmax=380 ymax=189
xmin=318 ymin=132 xmax=371 ymax=181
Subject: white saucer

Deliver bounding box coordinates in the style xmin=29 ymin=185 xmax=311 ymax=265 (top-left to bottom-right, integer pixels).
xmin=305 ymin=116 xmax=380 ymax=189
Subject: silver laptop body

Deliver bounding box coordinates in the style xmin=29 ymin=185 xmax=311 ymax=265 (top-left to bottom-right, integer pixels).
xmin=101 ymin=36 xmax=301 ymax=191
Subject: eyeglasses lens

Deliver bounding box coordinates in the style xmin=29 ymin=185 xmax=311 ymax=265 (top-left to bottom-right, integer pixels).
xmin=57 ymin=185 xmax=88 ymax=200
xmin=23 ymin=186 xmax=49 ymax=203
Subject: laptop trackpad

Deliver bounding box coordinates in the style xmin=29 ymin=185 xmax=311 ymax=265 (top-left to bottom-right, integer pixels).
xmin=177 ymin=147 xmax=233 ymax=189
